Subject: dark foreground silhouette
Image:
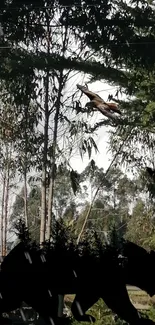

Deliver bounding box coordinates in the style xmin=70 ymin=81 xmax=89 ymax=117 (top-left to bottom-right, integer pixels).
xmin=0 ymin=223 xmax=155 ymax=325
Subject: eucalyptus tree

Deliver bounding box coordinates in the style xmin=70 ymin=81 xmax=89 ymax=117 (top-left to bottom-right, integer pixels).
xmin=0 ymin=0 xmax=103 ymax=244
xmin=0 ymin=102 xmax=18 ymax=256
xmin=2 ymin=0 xmax=155 ymax=244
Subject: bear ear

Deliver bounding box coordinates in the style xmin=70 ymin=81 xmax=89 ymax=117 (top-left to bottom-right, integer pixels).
xmin=150 ymin=250 xmax=155 ymax=259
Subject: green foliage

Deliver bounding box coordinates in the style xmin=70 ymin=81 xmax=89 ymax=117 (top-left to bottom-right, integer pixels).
xmin=2 ymin=0 xmax=155 ymax=252
xmin=108 ymin=69 xmax=155 ymax=171
xmin=71 ymin=299 xmax=116 ymax=325
xmin=75 ymin=166 xmax=135 ymax=238
xmin=53 ymin=165 xmax=79 ymax=218
xmin=143 ymin=307 xmax=155 ymax=322
xmin=10 ymin=186 xmax=41 ymax=242
xmin=11 ymin=187 xmax=25 ymax=221
xmin=125 ymin=199 xmax=155 ymax=250
xmin=14 ymin=219 xmax=30 ymax=244
xmin=10 ymin=165 xmax=81 ymax=238
xmin=10 ymin=159 xmax=155 ymax=250
xmin=64 ymin=0 xmax=155 ymax=70
xmin=3 ymin=2 xmax=155 ymax=321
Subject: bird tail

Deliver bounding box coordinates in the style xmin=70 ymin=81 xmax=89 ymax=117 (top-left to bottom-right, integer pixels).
xmin=106 ymin=102 xmax=122 ymax=115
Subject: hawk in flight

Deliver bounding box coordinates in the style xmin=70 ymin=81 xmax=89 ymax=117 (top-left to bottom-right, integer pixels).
xmin=77 ymin=84 xmax=121 ymax=119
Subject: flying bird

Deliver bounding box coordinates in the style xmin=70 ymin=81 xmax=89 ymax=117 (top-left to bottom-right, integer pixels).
xmin=76 ymin=84 xmax=121 ymax=119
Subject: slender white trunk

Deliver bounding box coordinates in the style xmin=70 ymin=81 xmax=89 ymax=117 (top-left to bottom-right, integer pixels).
xmin=3 ymin=144 xmax=11 ymax=256
xmin=24 ymin=169 xmax=28 ymax=228
xmin=40 ymin=11 xmax=50 ymax=244
xmin=1 ymin=170 xmax=6 ymax=259
xmin=46 ymin=72 xmax=64 ymax=240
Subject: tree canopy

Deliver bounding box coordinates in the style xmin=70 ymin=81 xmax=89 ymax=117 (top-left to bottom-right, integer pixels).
xmin=1 ymin=0 xmax=155 ymax=249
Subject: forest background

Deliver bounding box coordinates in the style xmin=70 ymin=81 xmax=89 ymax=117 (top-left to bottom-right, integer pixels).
xmin=1 ymin=0 xmax=155 ymax=322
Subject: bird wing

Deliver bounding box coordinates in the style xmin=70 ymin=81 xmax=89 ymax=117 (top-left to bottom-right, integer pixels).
xmin=91 ymin=100 xmax=121 ymax=116
xmin=77 ymin=84 xmax=103 ymax=101
xmin=105 ymin=102 xmax=122 ymax=115
xmin=96 ymin=103 xmax=118 ymax=120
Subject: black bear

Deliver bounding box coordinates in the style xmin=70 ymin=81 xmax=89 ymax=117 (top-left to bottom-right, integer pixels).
xmin=0 ymin=230 xmax=155 ymax=325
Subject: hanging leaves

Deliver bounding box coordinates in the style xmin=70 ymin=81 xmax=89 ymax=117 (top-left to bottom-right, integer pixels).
xmin=90 ymin=159 xmax=96 ymax=170
xmin=79 ymin=136 xmax=99 ymax=159
xmin=70 ymin=169 xmax=81 ymax=194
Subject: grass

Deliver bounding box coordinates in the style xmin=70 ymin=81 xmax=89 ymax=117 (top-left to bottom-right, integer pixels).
xmin=127 ymin=287 xmax=153 ymax=310
xmin=65 ymin=288 xmax=153 ymax=312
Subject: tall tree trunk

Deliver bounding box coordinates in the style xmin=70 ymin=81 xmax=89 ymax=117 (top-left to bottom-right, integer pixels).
xmin=23 ymin=105 xmax=29 ymax=228
xmin=40 ymin=167 xmax=48 ymax=244
xmin=46 ymin=21 xmax=69 ymax=241
xmin=3 ymin=165 xmax=9 ymax=256
xmin=46 ymin=71 xmax=64 ymax=241
xmin=40 ymin=16 xmax=50 ymax=244
xmin=40 ymin=10 xmax=52 ymax=244
xmin=3 ymin=144 xmax=11 ymax=256
xmin=113 ymin=184 xmax=116 ymax=210
xmin=40 ymin=76 xmax=49 ymax=243
xmin=1 ymin=170 xmax=6 ymax=260
xmin=23 ymin=169 xmax=28 ymax=228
